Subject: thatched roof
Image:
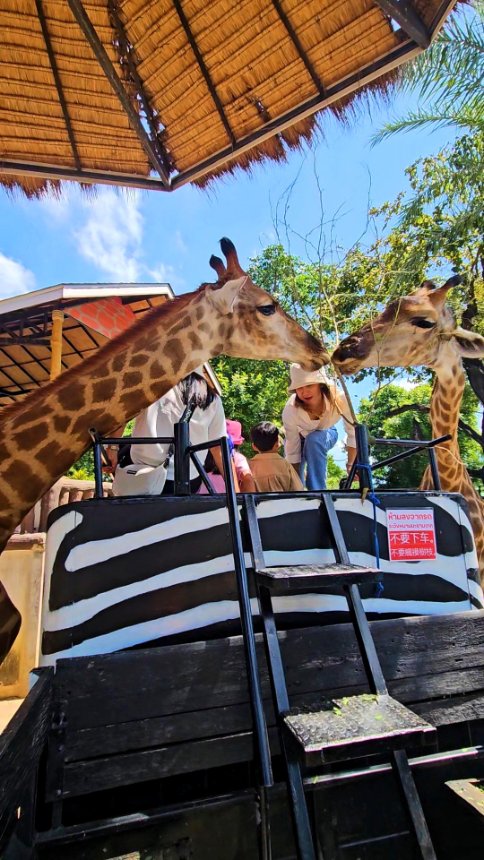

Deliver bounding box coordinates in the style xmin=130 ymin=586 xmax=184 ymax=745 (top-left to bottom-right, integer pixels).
xmin=0 ymin=0 xmax=459 ymax=195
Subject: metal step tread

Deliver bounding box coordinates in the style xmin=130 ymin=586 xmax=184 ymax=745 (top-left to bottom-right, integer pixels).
xmin=284 ymin=694 xmax=435 ymax=765
xmin=256 ymin=563 xmax=379 ymax=593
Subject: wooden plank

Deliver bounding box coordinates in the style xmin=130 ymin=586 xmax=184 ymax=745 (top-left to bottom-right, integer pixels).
xmin=389 ymin=667 xmax=484 ymax=703
xmin=65 ymin=702 xmax=253 ymax=762
xmin=46 ymin=612 xmax=484 ymax=801
xmin=412 ymin=692 xmax=484 ymax=726
xmin=373 ymin=0 xmax=431 ymax=47
xmin=446 ymin=778 xmax=484 ymax=819
xmin=62 ymin=668 xmax=483 ymax=769
xmin=55 ymin=612 xmax=484 ymax=731
xmin=0 ymin=668 xmax=53 ymax=819
xmin=38 ymin=790 xmax=261 ymax=860
xmin=60 ymin=729 xmax=278 ymax=799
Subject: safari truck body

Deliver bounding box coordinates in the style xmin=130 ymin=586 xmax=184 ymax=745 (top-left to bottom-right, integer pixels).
xmin=1 ymin=486 xmax=484 ymax=860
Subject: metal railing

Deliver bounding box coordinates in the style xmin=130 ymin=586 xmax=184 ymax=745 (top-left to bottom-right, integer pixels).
xmin=343 ymin=424 xmax=452 ymax=492
xmin=89 ymin=422 xmax=273 ymax=789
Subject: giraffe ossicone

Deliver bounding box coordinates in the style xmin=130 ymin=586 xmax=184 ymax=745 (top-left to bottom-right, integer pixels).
xmin=332 ymin=276 xmax=484 ymax=585
xmin=0 ymin=238 xmax=328 ymax=664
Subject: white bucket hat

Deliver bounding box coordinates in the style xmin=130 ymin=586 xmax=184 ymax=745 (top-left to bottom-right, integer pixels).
xmin=288 ymin=363 xmax=331 ymax=392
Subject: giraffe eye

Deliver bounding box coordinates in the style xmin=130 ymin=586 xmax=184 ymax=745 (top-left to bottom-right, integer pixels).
xmin=410 ymin=317 xmax=436 ymax=329
xmin=257 ymin=304 xmax=276 ymax=316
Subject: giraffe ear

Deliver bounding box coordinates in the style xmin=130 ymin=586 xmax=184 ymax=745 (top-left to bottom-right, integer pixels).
xmin=452 ymin=327 xmax=484 ymax=358
xmin=206 ymin=276 xmax=248 ymax=314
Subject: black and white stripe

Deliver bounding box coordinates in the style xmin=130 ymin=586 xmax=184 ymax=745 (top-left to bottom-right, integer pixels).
xmin=40 ymin=491 xmax=483 ymax=665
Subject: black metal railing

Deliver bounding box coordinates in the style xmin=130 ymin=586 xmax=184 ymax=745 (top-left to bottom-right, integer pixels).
xmin=343 ymin=424 xmax=452 ymax=492
xmin=89 ymin=423 xmax=273 ymax=789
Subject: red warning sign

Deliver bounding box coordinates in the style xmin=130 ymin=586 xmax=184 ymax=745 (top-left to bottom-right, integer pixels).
xmin=387 ymin=509 xmax=437 ymax=562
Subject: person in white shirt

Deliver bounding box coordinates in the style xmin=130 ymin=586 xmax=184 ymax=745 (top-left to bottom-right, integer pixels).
xmin=282 ymin=364 xmax=356 ymax=490
xmin=130 ymin=368 xmax=229 ymax=494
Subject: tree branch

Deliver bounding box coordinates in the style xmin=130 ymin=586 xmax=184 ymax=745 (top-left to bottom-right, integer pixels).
xmin=385 ymin=403 xmax=483 ymax=448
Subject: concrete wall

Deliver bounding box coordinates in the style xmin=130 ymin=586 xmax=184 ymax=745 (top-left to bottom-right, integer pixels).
xmin=0 ymin=534 xmax=45 ymax=699
xmin=0 ymin=478 xmax=113 ymax=699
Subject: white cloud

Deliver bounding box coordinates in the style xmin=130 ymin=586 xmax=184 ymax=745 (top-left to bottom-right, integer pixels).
xmin=0 ymin=252 xmax=36 ymax=298
xmin=147 ymin=261 xmax=185 ymax=292
xmin=72 ymin=189 xmax=185 ymax=291
xmin=75 ymin=189 xmax=143 ymax=281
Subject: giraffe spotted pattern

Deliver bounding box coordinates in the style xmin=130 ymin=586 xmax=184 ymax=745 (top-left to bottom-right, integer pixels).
xmin=333 ymin=277 xmax=484 ymax=585
xmin=0 ymin=238 xmax=327 ymax=664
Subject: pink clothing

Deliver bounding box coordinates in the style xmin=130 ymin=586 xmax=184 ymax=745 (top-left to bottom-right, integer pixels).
xmin=198 ymin=472 xmax=226 ymax=494
xmin=232 ymin=450 xmax=252 ymax=484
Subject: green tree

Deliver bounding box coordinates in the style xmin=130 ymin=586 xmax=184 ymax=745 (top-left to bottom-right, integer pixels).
xmin=248 ymin=242 xmax=382 ymax=349
xmin=374 ymin=2 xmax=484 ymax=141
xmin=67 ymin=453 xmax=94 ymax=481
xmin=211 ymin=354 xmax=289 ymax=458
xmin=359 ymin=383 xmax=483 ymax=490
xmin=326 ymin=454 xmax=345 ymax=490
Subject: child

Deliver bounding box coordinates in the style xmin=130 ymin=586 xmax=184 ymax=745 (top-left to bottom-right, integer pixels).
xmin=226 ymin=418 xmax=255 ymax=492
xmin=250 ymin=422 xmax=304 ymax=493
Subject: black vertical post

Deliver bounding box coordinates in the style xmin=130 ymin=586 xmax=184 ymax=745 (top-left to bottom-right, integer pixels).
xmin=428 ymin=448 xmax=441 ymax=491
xmin=355 ymin=423 xmax=371 ymax=493
xmin=220 ymin=437 xmax=273 ymax=787
xmin=89 ymin=428 xmax=104 ymax=498
xmin=174 ymin=421 xmax=191 ymax=494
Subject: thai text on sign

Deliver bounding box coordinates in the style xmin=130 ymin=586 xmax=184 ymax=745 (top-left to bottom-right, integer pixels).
xmin=387 ymin=509 xmax=437 ymax=561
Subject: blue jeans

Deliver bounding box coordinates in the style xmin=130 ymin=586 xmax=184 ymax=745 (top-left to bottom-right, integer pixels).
xmin=300 ymin=428 xmax=338 ymax=490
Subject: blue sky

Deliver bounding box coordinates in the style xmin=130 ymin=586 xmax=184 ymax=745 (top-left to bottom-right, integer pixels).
xmin=0 ymin=79 xmax=457 ymax=464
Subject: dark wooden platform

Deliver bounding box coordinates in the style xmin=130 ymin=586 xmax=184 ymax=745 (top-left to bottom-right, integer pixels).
xmin=2 ymin=611 xmax=484 ymax=859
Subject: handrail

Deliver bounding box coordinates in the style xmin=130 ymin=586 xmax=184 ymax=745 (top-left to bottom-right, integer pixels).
xmin=371 ymin=435 xmax=451 ymax=449
xmin=342 ymin=427 xmax=452 ymax=492
xmin=88 ymin=426 xmax=273 ymax=786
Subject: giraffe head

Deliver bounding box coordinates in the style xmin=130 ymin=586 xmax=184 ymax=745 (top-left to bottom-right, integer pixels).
xmin=203 ymin=238 xmax=329 ymax=369
xmin=332 ymin=276 xmax=484 ymax=374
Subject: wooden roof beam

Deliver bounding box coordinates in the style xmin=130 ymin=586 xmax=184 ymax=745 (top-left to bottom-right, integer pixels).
xmin=35 ymin=0 xmax=82 ymax=171
xmin=67 ymin=0 xmax=172 ymax=186
xmin=0 ymin=345 xmax=42 ymax=387
xmin=172 ymin=0 xmax=236 ymax=147
xmin=29 ymin=320 xmax=85 ymax=362
xmin=0 ymin=337 xmax=50 ymax=347
xmin=0 ymin=160 xmax=170 ymax=191
xmin=270 ymin=0 xmax=324 ymax=94
xmin=2 ymin=332 xmax=55 ymax=377
xmin=0 ymin=357 xmax=33 ymax=392
xmin=0 ymin=388 xmax=32 ymax=399
xmin=108 ymin=0 xmax=172 ymax=177
xmin=373 ymin=0 xmax=430 ymax=48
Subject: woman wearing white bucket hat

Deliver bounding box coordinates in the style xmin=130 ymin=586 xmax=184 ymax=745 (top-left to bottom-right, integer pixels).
xmin=282 ymin=364 xmax=356 ymax=490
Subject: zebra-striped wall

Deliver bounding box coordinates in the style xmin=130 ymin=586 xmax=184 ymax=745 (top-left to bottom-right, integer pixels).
xmin=40 ymin=491 xmax=483 ymax=666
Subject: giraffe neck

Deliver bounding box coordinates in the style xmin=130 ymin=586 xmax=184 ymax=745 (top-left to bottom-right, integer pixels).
xmin=423 ymin=360 xmax=484 ymax=583
xmin=0 ymin=288 xmax=216 ymax=548
xmin=429 ymin=362 xmax=464 ymax=454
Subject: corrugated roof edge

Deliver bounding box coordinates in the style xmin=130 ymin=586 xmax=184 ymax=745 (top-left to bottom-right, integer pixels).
xmin=0 ymin=283 xmax=175 ymax=319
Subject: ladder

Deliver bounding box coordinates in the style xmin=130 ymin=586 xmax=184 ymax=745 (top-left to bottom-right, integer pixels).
xmin=243 ymin=493 xmax=437 ymax=860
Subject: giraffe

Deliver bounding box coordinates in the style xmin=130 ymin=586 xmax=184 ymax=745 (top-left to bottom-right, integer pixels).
xmin=0 ymin=238 xmax=328 ymax=663
xmin=332 ymin=276 xmax=484 ymax=585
